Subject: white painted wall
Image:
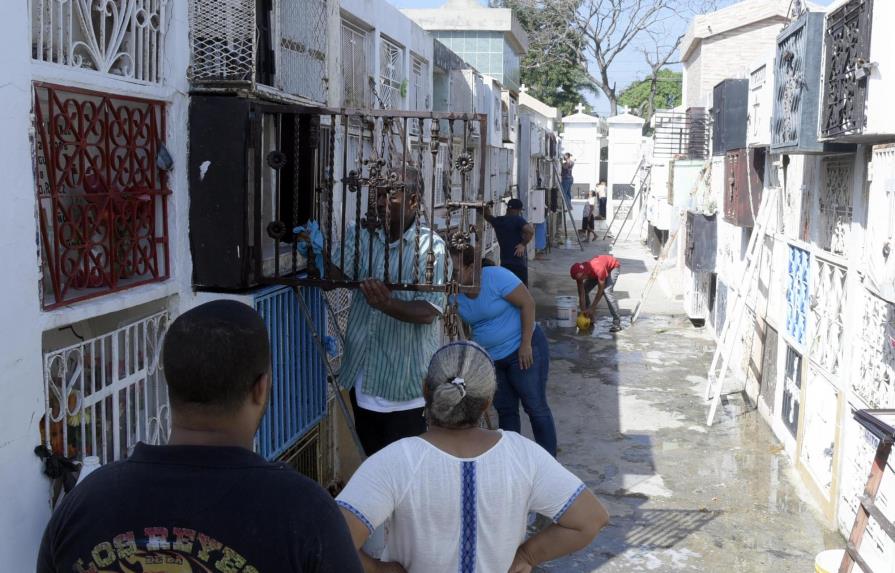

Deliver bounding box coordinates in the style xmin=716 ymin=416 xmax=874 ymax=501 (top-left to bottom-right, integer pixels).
xmin=0 ymin=1 xmax=50 ymax=567
xmin=560 ymin=121 xmax=604 ymax=194
xmin=606 ymin=114 xmax=645 ymax=220
xmin=681 ymin=0 xmax=788 ymax=110
xmin=340 ymin=0 xmax=435 ymax=112
xmin=0 ymin=1 xmax=195 ymax=566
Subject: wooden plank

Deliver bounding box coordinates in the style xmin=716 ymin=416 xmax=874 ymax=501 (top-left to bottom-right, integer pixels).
xmin=839 ymin=441 xmax=893 ymax=573
xmin=844 ymin=543 xmax=874 ymax=573
xmin=859 ymin=496 xmax=895 ymax=541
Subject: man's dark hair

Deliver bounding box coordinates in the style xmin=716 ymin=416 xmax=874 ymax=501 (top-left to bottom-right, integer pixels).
xmin=162 ymin=300 xmax=271 ymax=411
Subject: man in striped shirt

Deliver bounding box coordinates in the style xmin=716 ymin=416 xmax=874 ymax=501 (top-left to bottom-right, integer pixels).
xmin=329 ymin=166 xmax=450 ymax=456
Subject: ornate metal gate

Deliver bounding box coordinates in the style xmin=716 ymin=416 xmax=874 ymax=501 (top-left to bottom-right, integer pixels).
xmin=852 ymin=287 xmax=895 ymax=408
xmin=821 ymin=0 xmax=874 ymax=139
xmin=818 ymin=156 xmax=854 ymax=257
xmin=32 ymin=83 xmax=171 ymax=309
xmin=785 ymin=245 xmax=810 ymax=347
xmin=261 ymin=109 xmax=489 ymax=298
xmin=809 ymin=257 xmax=848 ymax=377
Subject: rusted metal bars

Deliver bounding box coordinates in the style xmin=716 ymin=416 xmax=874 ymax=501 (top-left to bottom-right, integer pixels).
xmin=260 ymin=109 xmax=486 ymax=294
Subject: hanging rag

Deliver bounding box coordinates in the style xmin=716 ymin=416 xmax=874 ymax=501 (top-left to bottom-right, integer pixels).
xmin=34 ymin=445 xmax=79 ymax=494
xmin=293 ymin=220 xmax=325 ymax=278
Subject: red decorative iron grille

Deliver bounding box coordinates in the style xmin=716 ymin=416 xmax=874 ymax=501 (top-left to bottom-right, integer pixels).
xmin=32 ymin=83 xmax=171 ymax=309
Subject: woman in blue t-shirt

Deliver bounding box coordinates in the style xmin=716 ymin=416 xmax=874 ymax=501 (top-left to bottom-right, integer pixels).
xmin=451 ymin=246 xmax=557 ymax=456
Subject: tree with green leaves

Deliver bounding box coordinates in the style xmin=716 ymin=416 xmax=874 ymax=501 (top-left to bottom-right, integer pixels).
xmin=491 ymin=0 xmax=596 ymax=117
xmin=618 ymin=69 xmax=682 ymax=122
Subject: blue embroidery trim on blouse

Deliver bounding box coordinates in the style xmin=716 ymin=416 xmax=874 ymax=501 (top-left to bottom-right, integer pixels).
xmin=552 ymin=483 xmax=587 ymax=523
xmin=336 ymin=500 xmax=375 ymax=534
xmin=459 ymin=461 xmax=478 ymax=573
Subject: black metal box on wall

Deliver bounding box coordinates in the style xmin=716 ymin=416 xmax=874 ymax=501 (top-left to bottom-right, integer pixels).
xmin=686 ymin=107 xmax=710 ymax=160
xmin=712 ymin=79 xmax=749 ymax=156
xmin=771 ymin=11 xmax=854 ymax=154
xmin=685 ymin=211 xmax=717 ymax=271
xmin=723 ymin=148 xmax=765 ymax=227
xmin=189 ymin=95 xmax=318 ymax=291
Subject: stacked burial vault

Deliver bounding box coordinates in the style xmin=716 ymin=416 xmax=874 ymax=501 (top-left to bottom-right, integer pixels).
xmin=669 ymin=1 xmax=895 ymax=567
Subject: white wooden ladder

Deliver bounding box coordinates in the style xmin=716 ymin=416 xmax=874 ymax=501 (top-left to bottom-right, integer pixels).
xmin=704 ymin=188 xmax=778 ymax=426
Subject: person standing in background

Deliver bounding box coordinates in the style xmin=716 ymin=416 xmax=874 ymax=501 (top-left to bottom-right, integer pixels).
xmin=596 ymin=181 xmax=608 ymax=220
xmin=451 ymin=245 xmax=557 ymax=456
xmin=325 ymin=166 xmax=450 ymax=457
xmin=581 ymin=191 xmax=597 ymax=242
xmin=485 ymin=198 xmax=534 ymax=285
xmin=560 ymin=153 xmax=575 ymax=205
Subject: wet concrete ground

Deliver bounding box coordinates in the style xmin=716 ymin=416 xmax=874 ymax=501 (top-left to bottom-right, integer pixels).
xmin=524 ymin=234 xmax=841 ymax=572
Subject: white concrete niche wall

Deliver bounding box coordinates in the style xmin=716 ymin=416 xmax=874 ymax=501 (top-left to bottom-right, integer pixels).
xmin=0 ymin=1 xmax=48 ymax=567
xmin=606 ymin=113 xmax=644 ymax=239
xmin=1 ymin=0 xmax=196 ymax=568
xmin=561 ymin=109 xmax=606 ymax=197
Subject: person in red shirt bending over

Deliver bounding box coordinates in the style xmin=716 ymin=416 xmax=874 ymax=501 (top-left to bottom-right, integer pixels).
xmin=570 ymin=255 xmax=623 ymax=332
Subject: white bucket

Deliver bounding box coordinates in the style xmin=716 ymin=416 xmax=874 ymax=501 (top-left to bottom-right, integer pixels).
xmin=555 ymin=296 xmax=577 ymax=327
xmin=814 ymin=549 xmax=845 ymax=573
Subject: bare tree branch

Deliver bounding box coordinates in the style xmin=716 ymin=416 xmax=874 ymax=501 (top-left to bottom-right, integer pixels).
xmin=573 ymin=0 xmax=719 ymax=116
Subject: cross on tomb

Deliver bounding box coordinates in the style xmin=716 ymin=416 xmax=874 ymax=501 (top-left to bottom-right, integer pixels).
xmin=575 ymin=103 xmax=586 ymax=114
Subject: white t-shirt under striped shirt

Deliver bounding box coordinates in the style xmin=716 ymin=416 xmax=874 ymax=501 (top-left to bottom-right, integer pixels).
xmin=336 ymin=431 xmax=586 ymax=573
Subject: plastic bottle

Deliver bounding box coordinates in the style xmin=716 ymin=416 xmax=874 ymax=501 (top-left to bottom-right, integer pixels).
xmin=76 ymin=456 xmax=101 ymax=486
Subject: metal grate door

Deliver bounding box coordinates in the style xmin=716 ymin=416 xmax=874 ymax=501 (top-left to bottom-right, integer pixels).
xmin=818 ymin=156 xmax=854 ymax=257
xmin=379 ymin=38 xmax=403 ymax=109
xmin=411 ymin=56 xmax=428 ymax=110
xmin=821 ymin=0 xmax=873 ymax=138
xmin=42 ymin=312 xmax=170 ymax=468
xmin=187 ymin=0 xmax=256 ymax=83
xmin=277 ymin=0 xmax=328 ymax=103
xmin=253 ymin=285 xmax=327 ymax=460
xmin=341 ymin=21 xmax=368 ymax=108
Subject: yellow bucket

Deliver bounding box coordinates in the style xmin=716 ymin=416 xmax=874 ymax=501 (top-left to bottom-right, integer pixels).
xmin=814 ymin=549 xmax=844 ymax=573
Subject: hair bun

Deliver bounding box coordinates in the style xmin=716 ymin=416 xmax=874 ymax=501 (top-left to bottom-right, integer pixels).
xmin=424 ymin=341 xmax=497 ymax=429
xmin=430 ymin=380 xmax=467 ymax=418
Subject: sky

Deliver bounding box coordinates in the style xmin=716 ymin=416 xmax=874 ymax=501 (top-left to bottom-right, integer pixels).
xmin=390 ymin=0 xmax=837 ymax=116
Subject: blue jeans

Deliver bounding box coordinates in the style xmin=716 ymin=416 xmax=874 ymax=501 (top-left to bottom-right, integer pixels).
xmin=492 ymin=326 xmax=557 ymax=456
xmin=584 ymin=267 xmax=621 ymax=324
xmin=561 ymin=178 xmax=573 ymax=205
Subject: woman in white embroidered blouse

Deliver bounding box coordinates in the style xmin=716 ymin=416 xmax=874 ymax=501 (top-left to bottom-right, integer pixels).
xmin=336 ymin=341 xmax=608 ymax=573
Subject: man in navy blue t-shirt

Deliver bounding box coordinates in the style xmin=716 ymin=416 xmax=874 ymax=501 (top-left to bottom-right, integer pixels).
xmin=485 ymin=198 xmax=534 ymax=285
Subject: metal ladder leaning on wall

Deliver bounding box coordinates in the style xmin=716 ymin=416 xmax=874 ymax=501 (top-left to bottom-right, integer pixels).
xmin=704 ymin=188 xmax=778 ymax=426
xmin=608 ymin=163 xmax=653 ymax=246
xmin=603 ymin=156 xmax=649 ymax=242
xmin=629 ymin=219 xmax=679 ymax=326
xmin=550 ymin=163 xmax=584 ymax=251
